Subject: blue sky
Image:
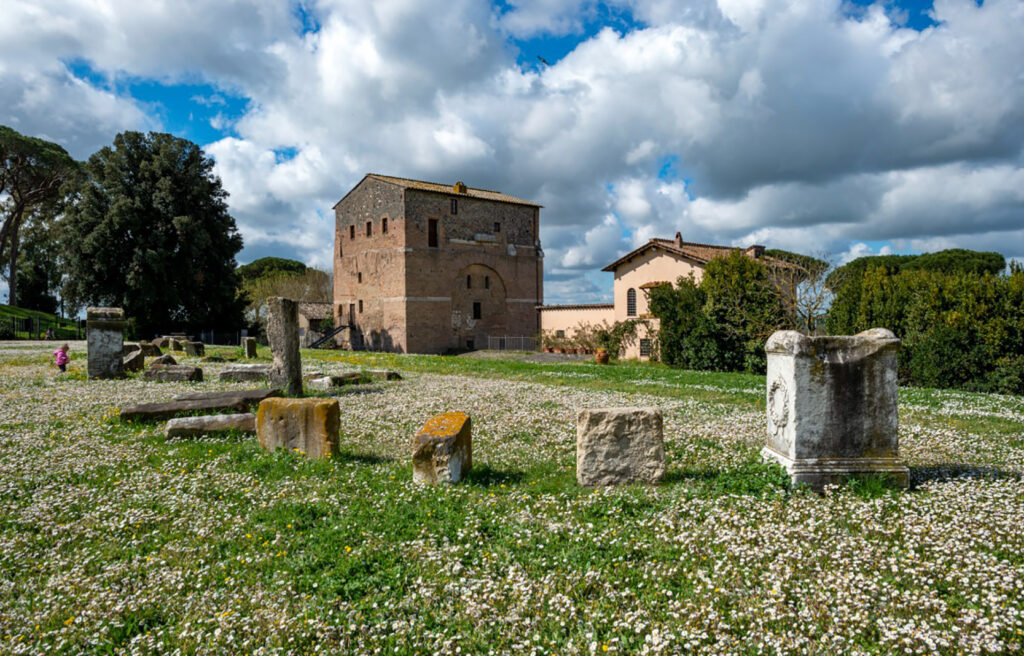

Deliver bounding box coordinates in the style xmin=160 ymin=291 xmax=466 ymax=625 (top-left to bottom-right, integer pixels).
xmin=2 ymin=0 xmax=1022 ymax=304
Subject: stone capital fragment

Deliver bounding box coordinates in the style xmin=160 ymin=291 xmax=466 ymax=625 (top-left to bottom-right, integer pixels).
xmin=413 ymin=412 xmax=472 ymax=484
xmin=576 ymin=408 xmax=665 ymax=486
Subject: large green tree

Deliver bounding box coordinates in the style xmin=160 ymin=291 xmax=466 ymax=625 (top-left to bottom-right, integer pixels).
xmin=0 ymin=126 xmax=80 ymax=307
xmin=62 ymin=132 xmax=245 ymax=336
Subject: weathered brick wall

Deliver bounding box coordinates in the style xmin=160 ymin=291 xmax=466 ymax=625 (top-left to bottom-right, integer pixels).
xmin=403 ymin=189 xmax=541 ymax=353
xmin=333 ymin=180 xmax=543 ymax=354
xmin=333 ymin=178 xmax=409 ymax=351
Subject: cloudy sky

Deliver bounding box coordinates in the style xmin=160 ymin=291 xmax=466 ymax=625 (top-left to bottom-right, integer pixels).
xmin=2 ymin=0 xmax=1022 ymax=303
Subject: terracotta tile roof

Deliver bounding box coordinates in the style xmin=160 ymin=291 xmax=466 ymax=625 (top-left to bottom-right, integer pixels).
xmin=357 ymin=174 xmax=542 ymax=208
xmin=602 ymin=236 xmax=802 ymax=272
xmin=536 ymin=303 xmax=614 ymax=311
xmin=638 ymin=280 xmax=671 ymax=289
xmin=297 ymin=302 xmax=333 ymax=320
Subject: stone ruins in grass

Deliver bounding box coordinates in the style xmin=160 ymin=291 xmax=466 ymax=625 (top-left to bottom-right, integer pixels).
xmin=256 ymin=397 xmax=340 ymax=459
xmin=576 ymin=407 xmax=666 ymax=486
xmin=86 ymin=307 xmax=126 ymax=379
xmin=762 ymin=328 xmax=909 ymax=490
xmin=413 ymin=412 xmax=473 ymax=484
xmin=266 ymin=297 xmax=303 ymax=396
xmin=243 ymin=336 xmax=258 ymax=358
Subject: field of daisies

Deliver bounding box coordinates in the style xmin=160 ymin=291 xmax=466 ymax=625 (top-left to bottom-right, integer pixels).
xmin=1 ymin=340 xmax=1023 ymax=655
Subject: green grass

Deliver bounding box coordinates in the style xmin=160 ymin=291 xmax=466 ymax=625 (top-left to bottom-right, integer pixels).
xmin=1 ymin=348 xmax=1023 ymax=654
xmin=0 ymin=303 xmax=81 ymax=339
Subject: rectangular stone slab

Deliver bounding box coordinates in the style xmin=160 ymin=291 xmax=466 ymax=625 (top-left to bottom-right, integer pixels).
xmin=220 ymin=364 xmax=271 ymax=382
xmin=172 ymin=389 xmax=281 ymax=403
xmin=256 ymin=397 xmax=339 ymax=459
xmin=165 ymin=413 xmax=256 ymax=438
xmin=366 ymin=369 xmax=403 ymax=381
xmin=143 ymin=365 xmax=202 ymax=382
xmin=120 ymin=397 xmax=252 ymax=422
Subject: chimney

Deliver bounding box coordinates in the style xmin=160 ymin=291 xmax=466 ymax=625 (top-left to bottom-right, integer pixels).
xmin=674 ymin=232 xmax=683 ymax=247
xmin=453 ymin=181 xmax=467 ymax=194
xmin=745 ymin=244 xmax=765 ymax=258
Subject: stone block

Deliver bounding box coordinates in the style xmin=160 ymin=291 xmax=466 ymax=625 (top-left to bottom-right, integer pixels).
xmin=123 ymin=349 xmax=145 ymax=373
xmin=366 ymin=369 xmax=403 ymax=381
xmin=256 ymin=398 xmax=339 ymax=459
xmin=576 ymin=408 xmax=665 ymax=486
xmin=307 ymin=373 xmax=370 ymax=391
xmin=139 ymin=341 xmax=162 ymax=356
xmin=123 ymin=344 xmax=140 ymax=356
xmin=173 ymin=389 xmax=280 ymax=403
xmin=143 ymin=364 xmax=203 ymax=382
xmin=121 ymin=396 xmax=251 ymax=422
xmin=86 ymin=307 xmax=126 ymax=379
xmin=243 ymin=336 xmax=258 ymax=358
xmin=412 ymin=412 xmax=472 ymax=484
xmin=220 ymin=364 xmax=271 ymax=382
xmin=266 ymin=297 xmax=303 ymax=396
xmin=169 ymin=338 xmax=183 ymax=351
xmin=762 ymin=329 xmax=909 ymax=490
xmin=164 ymin=413 xmax=256 ymax=438
xmin=153 ymin=336 xmax=170 ymax=349
xmin=184 ymin=341 xmax=205 ymax=357
xmin=150 ymin=354 xmax=177 ymax=367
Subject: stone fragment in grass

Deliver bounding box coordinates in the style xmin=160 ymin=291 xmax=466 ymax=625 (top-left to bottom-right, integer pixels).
xmin=762 ymin=328 xmax=909 ymax=490
xmin=164 ymin=413 xmax=256 ymax=438
xmin=122 ymin=348 xmax=145 ymax=373
xmin=307 ymin=373 xmax=370 ymax=390
xmin=243 ymin=336 xmax=258 ymax=358
xmin=576 ymin=408 xmax=665 ymax=486
xmin=143 ymin=364 xmax=203 ymax=382
xmin=123 ymin=344 xmax=140 ymax=356
xmin=121 ymin=396 xmax=251 ymax=422
xmin=153 ymin=336 xmax=170 ymax=349
xmin=169 ymin=338 xmax=183 ymax=351
xmin=173 ymin=388 xmax=280 ymax=403
xmin=412 ymin=412 xmax=472 ymax=484
xmin=184 ymin=341 xmax=205 ymax=357
xmin=266 ymin=297 xmax=302 ymax=396
xmin=139 ymin=341 xmax=162 ymax=356
xmin=150 ymin=354 xmax=177 ymax=366
xmin=220 ymin=364 xmax=271 ymax=382
xmin=256 ymin=397 xmax=339 ymax=459
xmin=366 ymin=369 xmax=403 ymax=381
xmin=86 ymin=307 xmax=126 ymax=379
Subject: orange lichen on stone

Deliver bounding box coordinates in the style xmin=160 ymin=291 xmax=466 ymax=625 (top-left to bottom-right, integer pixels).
xmin=417 ymin=411 xmax=470 ymax=438
xmin=256 ymin=397 xmax=340 ymax=460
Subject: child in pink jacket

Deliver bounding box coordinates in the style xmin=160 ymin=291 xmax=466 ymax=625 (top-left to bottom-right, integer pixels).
xmin=54 ymin=343 xmax=70 ymax=372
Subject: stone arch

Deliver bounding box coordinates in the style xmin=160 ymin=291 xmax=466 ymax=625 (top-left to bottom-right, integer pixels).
xmin=450 ymin=264 xmax=507 ymax=346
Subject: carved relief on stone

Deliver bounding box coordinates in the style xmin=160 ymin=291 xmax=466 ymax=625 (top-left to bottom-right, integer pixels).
xmin=767 ymin=375 xmax=789 ymax=443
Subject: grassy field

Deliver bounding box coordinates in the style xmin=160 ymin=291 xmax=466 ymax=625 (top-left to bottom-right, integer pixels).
xmin=0 ymin=342 xmax=1022 ymax=655
xmin=0 ymin=304 xmax=81 ymax=340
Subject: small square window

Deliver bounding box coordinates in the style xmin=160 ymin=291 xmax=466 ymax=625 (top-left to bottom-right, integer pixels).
xmin=358 ymin=300 xmax=363 ymax=313
xmin=472 ymin=301 xmax=482 ymax=319
xmin=640 ymin=338 xmax=652 ymax=357
xmin=382 ymin=217 xmax=388 ymax=234
xmin=466 ymin=339 xmax=474 ymax=350
xmin=493 ymin=222 xmax=500 ymax=233
xmin=555 ymin=330 xmax=565 ymax=338
xmin=349 ymin=225 xmax=355 ymax=240
xmin=366 ymin=221 xmax=372 ymax=237
xmin=451 ymin=198 xmax=458 ymax=214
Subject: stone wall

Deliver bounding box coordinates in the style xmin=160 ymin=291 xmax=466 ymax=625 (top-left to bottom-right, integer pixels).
xmin=332 ymin=178 xmax=543 ymax=354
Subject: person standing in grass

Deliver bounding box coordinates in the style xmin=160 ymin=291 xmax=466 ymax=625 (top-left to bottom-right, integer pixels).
xmin=53 ymin=343 xmax=70 ymax=372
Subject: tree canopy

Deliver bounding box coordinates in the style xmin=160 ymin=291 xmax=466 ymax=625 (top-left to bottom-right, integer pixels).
xmin=61 ymin=131 xmax=245 ymax=336
xmin=0 ymin=125 xmax=80 ymax=307
xmin=237 ymin=256 xmax=308 ymax=281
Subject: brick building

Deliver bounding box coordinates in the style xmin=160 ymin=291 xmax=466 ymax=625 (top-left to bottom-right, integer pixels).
xmin=333 ymin=174 xmax=543 ymax=353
